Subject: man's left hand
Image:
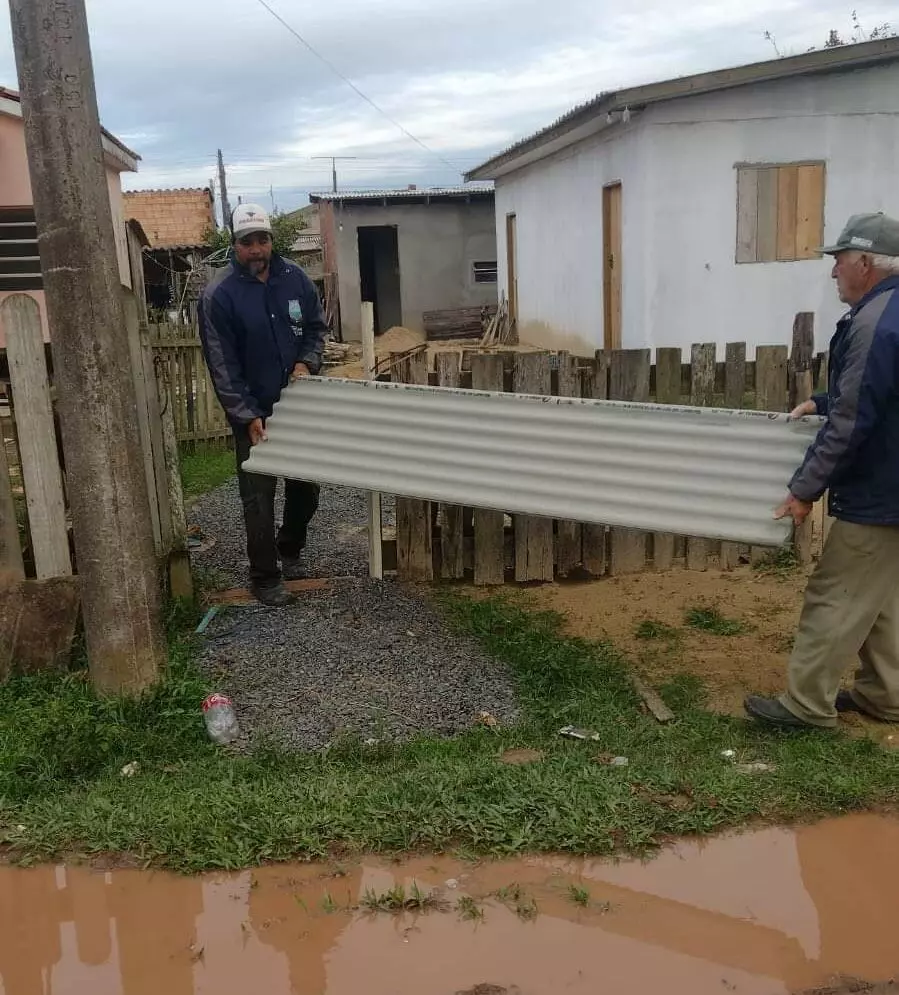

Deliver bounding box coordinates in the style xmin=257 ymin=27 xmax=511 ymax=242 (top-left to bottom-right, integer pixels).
xmin=290 ymin=362 xmax=311 ymax=381
xmin=774 ymin=494 xmax=813 ymax=526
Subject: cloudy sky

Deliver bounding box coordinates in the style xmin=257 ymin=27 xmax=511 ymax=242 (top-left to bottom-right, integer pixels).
xmin=1 ymin=0 xmax=895 ymax=218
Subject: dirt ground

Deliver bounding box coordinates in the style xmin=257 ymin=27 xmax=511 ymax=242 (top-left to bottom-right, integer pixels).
xmin=516 ymin=566 xmax=897 ymax=743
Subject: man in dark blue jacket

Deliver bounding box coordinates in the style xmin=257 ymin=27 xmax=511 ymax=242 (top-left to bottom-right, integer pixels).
xmin=746 ymin=212 xmax=899 ymax=728
xmin=199 ymin=204 xmax=328 ymax=607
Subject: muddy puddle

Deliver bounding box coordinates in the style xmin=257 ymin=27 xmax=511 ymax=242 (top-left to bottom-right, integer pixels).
xmin=1 ymin=813 xmax=897 ymax=995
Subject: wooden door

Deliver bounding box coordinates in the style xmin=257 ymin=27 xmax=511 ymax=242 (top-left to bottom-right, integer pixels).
xmin=603 ymin=184 xmax=622 ymax=349
xmin=506 ymin=213 xmax=518 ymax=327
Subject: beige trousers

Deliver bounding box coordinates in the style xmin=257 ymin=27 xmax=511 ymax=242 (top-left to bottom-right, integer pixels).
xmin=780 ymin=519 xmax=899 ymax=727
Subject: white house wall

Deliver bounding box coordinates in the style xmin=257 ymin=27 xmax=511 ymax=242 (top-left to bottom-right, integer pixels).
xmin=495 ymin=62 xmax=899 ymax=356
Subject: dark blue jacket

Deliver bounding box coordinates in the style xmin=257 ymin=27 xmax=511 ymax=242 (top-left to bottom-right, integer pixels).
xmin=790 ymin=275 xmax=899 ymax=525
xmin=198 ymin=253 xmax=328 ymax=425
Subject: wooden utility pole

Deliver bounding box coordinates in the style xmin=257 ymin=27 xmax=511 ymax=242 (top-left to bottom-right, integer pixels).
xmin=217 ymin=149 xmax=231 ymax=227
xmin=8 ymin=0 xmax=166 ymax=692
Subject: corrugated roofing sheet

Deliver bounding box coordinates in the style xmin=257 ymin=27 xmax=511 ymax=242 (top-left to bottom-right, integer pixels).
xmin=243 ymin=378 xmax=822 ymax=547
xmin=310 ymin=186 xmax=493 ymax=203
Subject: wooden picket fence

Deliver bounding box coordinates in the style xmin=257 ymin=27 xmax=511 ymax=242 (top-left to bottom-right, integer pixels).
xmin=382 ymin=313 xmax=827 ymax=584
xmin=149 ymin=322 xmax=231 ymax=446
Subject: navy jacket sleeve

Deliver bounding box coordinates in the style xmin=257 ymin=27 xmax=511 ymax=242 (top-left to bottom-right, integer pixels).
xmin=199 ymin=286 xmax=264 ymax=425
xmin=295 ymin=271 xmax=328 ymax=375
xmin=790 ymin=311 xmax=896 ymax=502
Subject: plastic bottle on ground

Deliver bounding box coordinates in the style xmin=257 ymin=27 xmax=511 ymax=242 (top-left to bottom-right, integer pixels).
xmin=202 ymin=693 xmax=240 ymax=745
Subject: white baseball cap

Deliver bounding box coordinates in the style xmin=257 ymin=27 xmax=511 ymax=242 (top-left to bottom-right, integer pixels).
xmin=231 ymin=203 xmax=273 ymax=240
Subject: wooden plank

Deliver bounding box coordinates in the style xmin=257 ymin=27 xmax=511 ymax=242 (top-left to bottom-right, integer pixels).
xmin=736 ymin=167 xmax=759 ymax=263
xmin=721 ymin=342 xmax=748 ymax=569
xmin=555 ymin=351 xmax=582 ymax=577
xmin=124 ymin=292 xmax=163 ymax=554
xmin=513 ymin=353 xmax=554 ymax=582
xmin=471 ymin=354 xmax=506 ymax=585
xmin=652 ymin=347 xmax=681 ymax=571
xmin=603 ymin=185 xmax=623 ymax=349
xmin=686 ymin=343 xmax=716 ymax=571
xmin=752 ymin=344 xmax=790 ymax=562
xmin=755 ymin=345 xmax=789 ymax=413
xmin=631 ymin=674 xmax=675 ymax=723
xmin=776 ymin=165 xmax=799 ymax=262
xmin=0 ymin=418 xmax=25 ymax=580
xmin=796 ymin=164 xmax=825 ymax=260
xmin=361 ymin=302 xmax=383 ymax=580
xmin=581 ymin=352 xmax=609 ymax=576
xmin=1 ymin=295 xmax=71 ymax=579
xmin=608 ymin=349 xmax=650 ymax=575
xmin=756 ymin=167 xmax=779 ymax=263
xmin=435 ymin=351 xmax=465 ymax=579
xmin=158 ymin=366 xmax=193 ymax=600
xmin=788 ymin=312 xmax=815 ymax=411
xmin=393 ymin=350 xmax=433 ymax=581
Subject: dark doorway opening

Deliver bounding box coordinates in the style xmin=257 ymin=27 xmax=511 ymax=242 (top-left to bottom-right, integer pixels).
xmin=358 ymin=225 xmax=402 ymax=333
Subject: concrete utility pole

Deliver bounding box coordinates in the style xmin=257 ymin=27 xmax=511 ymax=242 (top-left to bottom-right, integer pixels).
xmin=217 ymin=149 xmax=231 ymax=228
xmin=8 ymin=0 xmax=166 ymax=692
xmin=313 ymin=156 xmax=356 ymax=193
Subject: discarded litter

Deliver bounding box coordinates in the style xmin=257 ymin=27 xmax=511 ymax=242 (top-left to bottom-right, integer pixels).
xmin=445 ymin=879 xmax=459 ymax=890
xmin=195 ymin=605 xmax=220 ymax=635
xmin=610 ymin=756 xmax=630 ymax=767
xmin=477 ymin=711 xmax=499 ymax=728
xmin=202 ymin=693 xmax=241 ymax=745
xmin=720 ymin=749 xmax=737 ymax=759
xmin=560 ymin=726 xmax=602 ymax=742
xmin=594 ymin=753 xmax=629 ymax=766
xmin=736 ymin=762 xmax=777 ymax=774
xmin=363 ymin=738 xmax=379 ymax=747
xmin=120 ymin=761 xmax=139 ymax=778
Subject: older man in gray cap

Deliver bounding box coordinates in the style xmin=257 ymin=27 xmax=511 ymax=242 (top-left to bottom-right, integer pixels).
xmin=745 ymin=212 xmax=899 ymax=729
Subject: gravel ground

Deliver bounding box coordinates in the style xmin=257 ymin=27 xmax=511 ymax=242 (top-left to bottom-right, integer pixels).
xmin=188 ymin=480 xmax=395 ymax=588
xmin=189 ymin=480 xmax=519 ymax=750
xmin=198 ymin=579 xmax=519 ymax=750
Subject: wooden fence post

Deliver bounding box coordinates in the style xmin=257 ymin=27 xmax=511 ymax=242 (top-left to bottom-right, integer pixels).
xmin=555 ymin=352 xmax=582 ymax=577
xmin=686 ymin=343 xmax=716 ymax=571
xmin=752 ymin=345 xmax=790 ymax=563
xmin=513 ymin=353 xmax=554 ymax=582
xmin=581 ymin=351 xmax=609 ymax=577
xmin=1 ymin=295 xmax=71 ymax=579
xmin=361 ymin=303 xmax=383 ymax=580
xmin=471 ymin=354 xmax=506 ymax=585
xmin=652 ymin=347 xmax=681 ymax=570
xmin=608 ymin=349 xmax=650 ymax=575
xmin=721 ymin=342 xmax=748 ymax=569
xmin=789 ymin=313 xmax=816 ymax=565
xmin=0 ymin=418 xmax=25 ymax=580
xmin=393 ymin=351 xmax=433 ymax=582
xmin=435 ymin=352 xmax=465 ymax=579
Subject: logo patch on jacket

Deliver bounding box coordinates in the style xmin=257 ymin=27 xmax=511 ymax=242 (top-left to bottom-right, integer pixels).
xmin=288 ymin=299 xmax=303 ymax=332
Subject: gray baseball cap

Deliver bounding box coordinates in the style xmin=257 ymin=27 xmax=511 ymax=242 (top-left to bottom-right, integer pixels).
xmin=820 ymin=212 xmax=899 ymax=256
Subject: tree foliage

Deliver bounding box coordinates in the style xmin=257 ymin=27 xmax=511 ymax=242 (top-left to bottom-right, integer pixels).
xmin=764 ymin=11 xmax=895 ymax=57
xmin=204 ymin=210 xmax=307 ymax=261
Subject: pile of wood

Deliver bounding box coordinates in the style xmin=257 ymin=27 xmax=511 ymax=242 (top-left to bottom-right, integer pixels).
xmin=479 ymin=296 xmax=515 ymax=347
xmin=323 ymin=339 xmax=354 ymax=365
xmin=423 ymin=305 xmax=497 ymax=341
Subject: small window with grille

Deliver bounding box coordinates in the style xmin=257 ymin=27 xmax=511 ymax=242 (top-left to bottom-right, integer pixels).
xmin=472 ymin=260 xmax=498 ymax=284
xmin=0 ymin=207 xmax=42 ymax=292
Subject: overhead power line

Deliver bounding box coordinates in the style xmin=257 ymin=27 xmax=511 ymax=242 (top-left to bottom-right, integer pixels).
xmin=254 ymin=0 xmax=463 ymax=177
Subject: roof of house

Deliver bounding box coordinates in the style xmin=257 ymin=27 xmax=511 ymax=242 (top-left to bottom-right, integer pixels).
xmin=310 ymin=185 xmax=494 ymax=206
xmin=123 ymin=187 xmax=216 ymax=250
xmin=466 ymin=36 xmax=899 ymax=181
xmin=0 ymin=84 xmax=140 ymax=171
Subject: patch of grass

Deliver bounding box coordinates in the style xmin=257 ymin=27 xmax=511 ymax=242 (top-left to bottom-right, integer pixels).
xmin=753 ymin=545 xmax=801 ymax=578
xmin=179 ymin=444 xmax=235 ymax=501
xmin=684 ymin=604 xmax=749 ymax=637
xmin=1 ymin=591 xmax=898 ymax=872
xmin=360 ymin=882 xmax=446 ymax=915
xmin=456 ymin=895 xmax=485 ymax=922
xmin=493 ymin=882 xmax=538 ymax=920
xmin=568 ymin=884 xmax=590 ymax=907
xmin=634 ymin=619 xmax=681 ymax=642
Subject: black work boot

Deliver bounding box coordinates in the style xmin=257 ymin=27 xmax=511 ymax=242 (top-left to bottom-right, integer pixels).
xmin=280 ymin=551 xmax=307 ymax=581
xmin=744 ymin=695 xmax=818 ymax=729
xmin=251 ymin=582 xmax=296 ymax=608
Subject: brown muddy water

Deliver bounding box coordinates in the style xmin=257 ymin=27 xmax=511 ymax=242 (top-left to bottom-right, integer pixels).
xmin=1 ymin=813 xmax=897 ymax=995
